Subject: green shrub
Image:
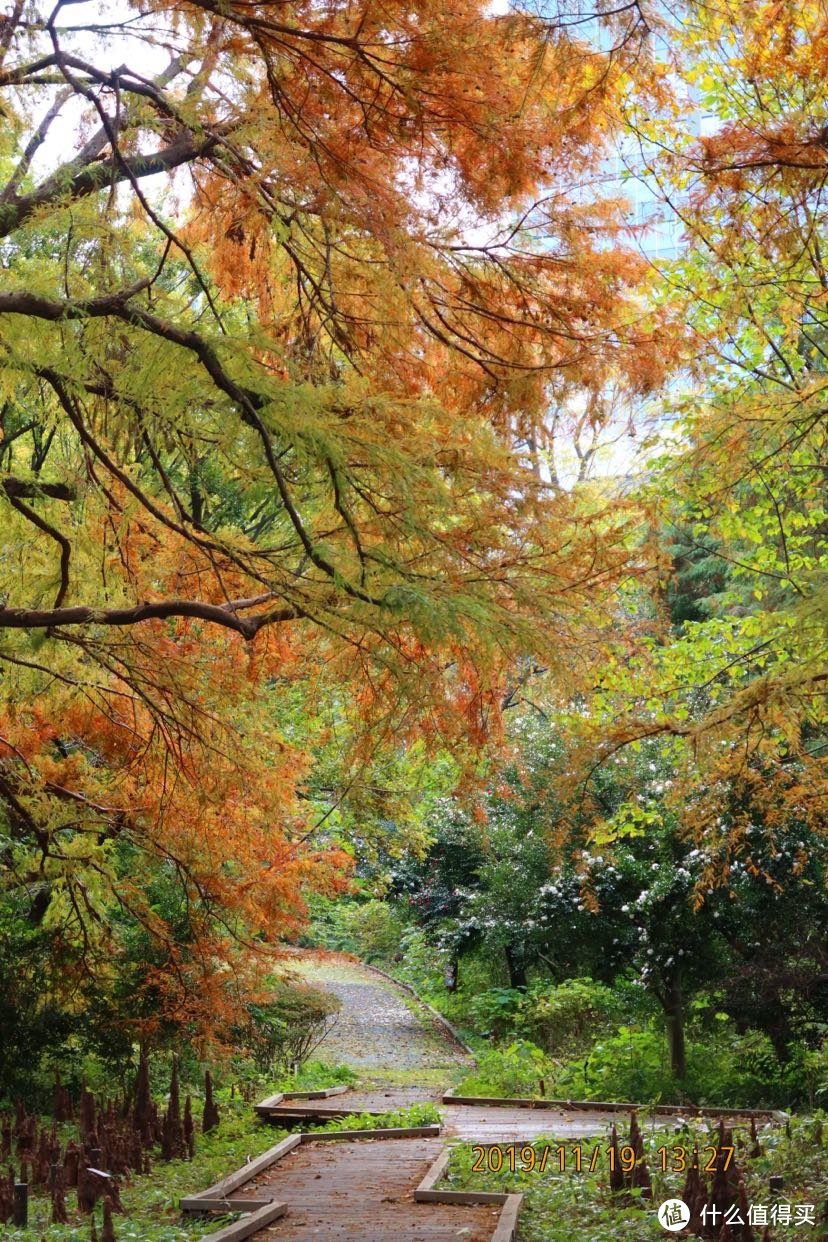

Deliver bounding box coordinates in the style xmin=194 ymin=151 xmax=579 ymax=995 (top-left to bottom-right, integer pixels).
xmin=515 ymin=978 xmax=623 ymax=1054
xmin=301 ymin=895 xmax=361 ymax=953
xmin=232 ymin=982 xmax=341 ymax=1072
xmin=802 ymin=1033 xmax=828 ymax=1109
xmin=302 ymin=896 xmax=408 ymax=962
xmin=270 ymin=1059 xmax=358 ymax=1091
xmin=392 ymin=938 xmax=513 ymax=1037
xmin=393 ymin=926 xmax=450 ymax=990
xmin=554 ymin=1022 xmax=812 ymax=1108
xmin=457 ymin=1018 xmax=811 ymax=1109
xmin=684 ymin=1028 xmax=811 ymax=1109
xmin=468 ymin=987 xmax=524 ymax=1038
xmin=342 ymin=900 xmax=408 ymax=962
xmin=555 ymin=1025 xmax=674 ymax=1103
xmin=458 ymin=1040 xmax=554 ymax=1098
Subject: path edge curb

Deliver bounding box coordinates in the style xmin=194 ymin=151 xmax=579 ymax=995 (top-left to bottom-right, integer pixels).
xmin=414 ymin=1147 xmax=524 ymax=1240
xmin=441 ymin=1088 xmax=787 ymax=1122
xmin=360 ymin=961 xmax=477 ymax=1059
xmin=182 ymin=1134 xmax=301 ymax=1206
xmin=298 ymin=1123 xmax=441 ymax=1142
xmin=182 ymin=1199 xmax=287 ymax=1241
xmin=255 ymin=1084 xmax=349 ymax=1115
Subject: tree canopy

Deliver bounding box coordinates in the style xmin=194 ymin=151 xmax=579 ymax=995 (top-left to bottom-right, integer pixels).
xmin=0 ymin=0 xmax=825 ymax=1084
xmin=0 ymin=0 xmax=668 ymax=1045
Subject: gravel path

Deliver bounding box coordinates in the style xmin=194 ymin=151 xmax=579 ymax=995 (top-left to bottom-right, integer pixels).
xmin=286 ymin=951 xmax=472 ymax=1076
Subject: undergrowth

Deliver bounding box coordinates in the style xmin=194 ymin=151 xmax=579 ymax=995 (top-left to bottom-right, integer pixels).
xmin=441 ymin=1114 xmax=828 ymax=1241
xmin=306 ymin=1101 xmax=441 ymax=1132
xmin=2 ymin=1063 xmax=360 ymax=1242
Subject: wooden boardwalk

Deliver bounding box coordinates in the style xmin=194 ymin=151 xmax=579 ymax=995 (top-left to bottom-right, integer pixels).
xmin=242 ymin=1135 xmax=502 ymax=1240
xmin=259 ymin=1087 xmax=774 ymax=1144
xmin=197 ymin=956 xmax=780 ymax=1240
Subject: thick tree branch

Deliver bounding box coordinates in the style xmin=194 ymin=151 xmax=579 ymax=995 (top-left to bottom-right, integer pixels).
xmin=0 ymin=597 xmax=298 ymax=638
xmin=2 ymin=476 xmax=75 ymax=500
xmin=0 ymin=130 xmax=222 ymax=237
xmin=0 ymin=0 xmax=25 ymax=67
xmin=0 ymin=85 xmax=73 ymax=203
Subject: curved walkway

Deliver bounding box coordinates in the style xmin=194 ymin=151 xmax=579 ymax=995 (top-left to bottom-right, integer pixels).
xmin=286 ymin=950 xmax=472 ymax=1077
xmin=279 ymin=953 xmax=772 ymax=1141
xmin=197 ymin=953 xmax=775 ymax=1241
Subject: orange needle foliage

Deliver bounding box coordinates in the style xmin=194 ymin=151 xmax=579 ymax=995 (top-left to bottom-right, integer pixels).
xmin=0 ymin=0 xmax=672 ymax=1038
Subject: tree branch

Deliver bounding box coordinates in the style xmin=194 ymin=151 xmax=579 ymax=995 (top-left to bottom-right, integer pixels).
xmin=0 ymin=597 xmax=298 ymax=638
xmin=0 ymin=85 xmax=73 ymax=203
xmin=0 ymin=130 xmax=222 ymax=237
xmin=5 ymin=492 xmax=71 ymax=608
xmin=0 ymin=289 xmax=385 ymax=607
xmin=2 ymin=476 xmax=76 ymax=500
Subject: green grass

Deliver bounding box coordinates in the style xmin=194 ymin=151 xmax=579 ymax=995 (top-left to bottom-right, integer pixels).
xmin=267 ymin=1059 xmax=358 ymax=1092
xmin=305 ymin=1101 xmax=441 ymax=1132
xmin=439 ymin=1114 xmax=828 ymax=1241
xmin=357 ymin=1065 xmax=463 ymax=1090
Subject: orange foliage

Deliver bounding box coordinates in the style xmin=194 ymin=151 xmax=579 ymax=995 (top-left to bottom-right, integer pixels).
xmin=0 ymin=0 xmax=678 ymax=1038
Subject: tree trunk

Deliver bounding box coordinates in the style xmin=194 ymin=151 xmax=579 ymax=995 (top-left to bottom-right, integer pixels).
xmin=664 ymin=977 xmax=686 ymax=1079
xmin=504 ymin=945 xmax=528 ymax=990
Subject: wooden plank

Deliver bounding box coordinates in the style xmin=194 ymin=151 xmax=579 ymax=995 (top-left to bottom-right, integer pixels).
xmin=283 ymin=1085 xmax=350 ymax=1100
xmin=262 ymin=1088 xmax=431 ymax=1114
xmin=492 ymin=1194 xmax=523 ymax=1242
xmin=256 ymin=1084 xmax=352 ymax=1114
xmin=443 ymin=1091 xmax=567 ymax=1109
xmin=259 ymin=1105 xmax=366 ymax=1120
xmin=412 ymin=1151 xmax=524 ymax=1237
xmin=442 ymin=1088 xmax=781 ymax=1120
xmin=265 ymin=1222 xmax=495 ymax=1240
xmin=190 ymin=1124 xmax=518 ymax=1241
xmin=199 ymin=1199 xmax=287 ymax=1241
xmin=285 ymin=1147 xmax=434 ymax=1166
xmin=184 ymin=1134 xmax=301 ymax=1205
xmin=414 ymin=1149 xmax=451 ymax=1196
xmin=243 ymin=1135 xmax=504 ymax=1241
xmin=179 ymin=1198 xmax=270 ymax=1212
xmin=261 ymin=1102 xmax=414 ymax=1119
xmin=255 ymin=1092 xmax=285 ymax=1112
xmin=415 ymin=1189 xmax=508 ymax=1206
